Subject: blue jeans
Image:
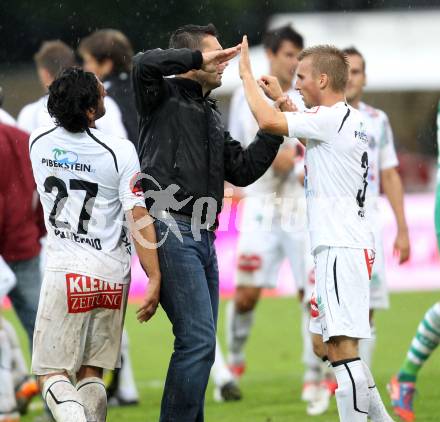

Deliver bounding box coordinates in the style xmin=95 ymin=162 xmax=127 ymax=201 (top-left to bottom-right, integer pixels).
xmin=7 ymin=255 xmax=42 ymax=350
xmin=155 ymin=217 xmax=219 ymax=422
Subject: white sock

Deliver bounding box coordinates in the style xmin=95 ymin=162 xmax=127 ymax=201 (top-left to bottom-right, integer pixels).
xmin=116 ymin=330 xmax=139 ymax=401
xmin=361 ymin=360 xmax=394 ymax=421
xmin=76 ymin=377 xmax=107 ymax=422
xmin=43 ymin=375 xmax=87 ymax=422
xmin=211 ymin=339 xmax=235 ymax=387
xmin=2 ymin=317 xmax=28 ymax=386
xmin=0 ymin=330 xmax=18 ymax=415
xmin=359 ymin=324 xmax=376 ymax=368
xmin=332 ymin=358 xmax=369 ymax=422
xmin=226 ymin=301 xmax=254 ymax=365
xmin=301 ymin=306 xmax=322 ymax=383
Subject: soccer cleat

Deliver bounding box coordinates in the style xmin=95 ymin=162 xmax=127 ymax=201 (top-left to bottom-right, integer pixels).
xmin=321 ymin=378 xmax=338 ymax=396
xmin=107 ymin=395 xmax=139 ymax=407
xmin=15 ymin=377 xmax=40 ymax=415
xmin=229 ymin=362 xmax=246 ymax=379
xmin=306 ymin=384 xmax=331 ymax=416
xmin=388 ymin=376 xmax=416 ymax=421
xmin=213 ymin=381 xmax=242 ymax=402
xmin=301 ymin=382 xmax=319 ymax=402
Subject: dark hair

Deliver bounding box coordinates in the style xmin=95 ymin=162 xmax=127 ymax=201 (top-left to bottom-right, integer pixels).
xmin=79 ymin=29 xmax=134 ymax=74
xmin=298 ymin=45 xmax=349 ymax=92
xmin=47 ymin=67 xmax=100 ymax=133
xmin=169 ymin=23 xmax=218 ymax=49
xmin=34 ymin=40 xmax=76 ymax=78
xmin=342 ymin=46 xmax=366 ymax=72
xmin=263 ymin=25 xmax=304 ymax=53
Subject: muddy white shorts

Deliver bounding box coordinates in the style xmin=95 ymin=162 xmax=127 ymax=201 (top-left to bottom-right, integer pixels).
xmin=309 ymin=246 xmax=375 ymax=342
xmin=32 ymin=270 xmax=128 ymax=377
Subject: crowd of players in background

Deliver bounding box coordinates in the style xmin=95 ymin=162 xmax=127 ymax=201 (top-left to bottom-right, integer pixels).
xmin=0 ymin=23 xmax=438 ymax=422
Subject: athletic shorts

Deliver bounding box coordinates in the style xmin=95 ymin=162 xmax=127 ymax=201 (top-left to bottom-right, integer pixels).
xmin=309 ymin=246 xmax=374 ymax=342
xmin=235 ymin=197 xmax=312 ymax=290
xmin=32 ymin=270 xmax=128 ymax=377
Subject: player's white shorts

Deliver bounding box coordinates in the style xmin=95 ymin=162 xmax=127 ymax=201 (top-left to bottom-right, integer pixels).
xmin=236 ymin=222 xmax=310 ymax=289
xmin=32 ymin=270 xmax=128 ymax=377
xmin=370 ymin=228 xmax=388 ymax=309
xmin=309 ymin=246 xmax=375 ymax=342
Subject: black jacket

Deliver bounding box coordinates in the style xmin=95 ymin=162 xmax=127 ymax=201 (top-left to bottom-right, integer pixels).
xmin=132 ymin=48 xmax=283 ymax=221
xmin=105 ymin=73 xmax=139 ymax=149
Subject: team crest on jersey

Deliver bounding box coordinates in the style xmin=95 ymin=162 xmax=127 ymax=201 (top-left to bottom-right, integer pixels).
xmin=66 ymin=273 xmax=123 ymax=313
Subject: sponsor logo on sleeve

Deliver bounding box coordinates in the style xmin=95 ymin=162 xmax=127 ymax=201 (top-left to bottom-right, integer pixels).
xmin=66 ymin=273 xmax=123 ymax=313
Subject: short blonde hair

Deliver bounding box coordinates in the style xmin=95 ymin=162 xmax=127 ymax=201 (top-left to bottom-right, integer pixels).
xmin=298 ymin=45 xmax=349 ymax=92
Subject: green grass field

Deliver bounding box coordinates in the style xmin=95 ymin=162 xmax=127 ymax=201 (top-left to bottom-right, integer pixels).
xmin=6 ymin=291 xmax=440 ymax=422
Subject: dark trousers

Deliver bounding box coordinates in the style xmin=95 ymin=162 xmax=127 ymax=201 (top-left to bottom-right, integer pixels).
xmin=155 ymin=217 xmax=219 ymax=422
xmin=7 ymin=255 xmax=42 ymax=350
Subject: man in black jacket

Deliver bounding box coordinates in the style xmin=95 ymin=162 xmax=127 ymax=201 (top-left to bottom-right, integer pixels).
xmin=132 ymin=23 xmax=284 ymax=422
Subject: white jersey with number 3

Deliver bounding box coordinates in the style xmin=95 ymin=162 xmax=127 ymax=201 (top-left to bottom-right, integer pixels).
xmin=284 ymin=102 xmax=374 ymax=253
xmin=29 ymin=125 xmax=145 ymax=284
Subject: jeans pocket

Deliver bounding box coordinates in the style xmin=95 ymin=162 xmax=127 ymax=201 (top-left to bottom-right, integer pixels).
xmin=176 ymin=219 xmax=192 ymax=234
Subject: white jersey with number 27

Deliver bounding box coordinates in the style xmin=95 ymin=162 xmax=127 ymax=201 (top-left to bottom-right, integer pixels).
xmin=284 ymin=102 xmax=374 ymax=253
xmin=29 ymin=125 xmax=145 ymax=284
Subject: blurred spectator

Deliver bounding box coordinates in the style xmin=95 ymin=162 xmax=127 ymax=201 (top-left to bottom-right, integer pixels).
xmin=17 ymin=41 xmax=76 ymax=132
xmin=79 ymin=29 xmax=138 ymax=148
xmin=0 ymin=123 xmax=45 ymax=347
xmin=17 ymin=40 xmax=127 ymax=139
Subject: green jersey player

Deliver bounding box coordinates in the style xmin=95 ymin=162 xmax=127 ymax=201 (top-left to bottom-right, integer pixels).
xmin=388 ymin=101 xmax=440 ymax=421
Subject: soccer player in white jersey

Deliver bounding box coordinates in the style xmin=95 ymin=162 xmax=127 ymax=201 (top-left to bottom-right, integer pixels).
xmin=211 ymin=25 xmax=322 ymax=407
xmin=17 ymin=40 xmax=127 ymax=139
xmin=239 ymin=37 xmax=393 ymax=422
xmin=343 ymin=47 xmax=410 ymax=368
xmin=29 ymin=68 xmax=161 ymax=422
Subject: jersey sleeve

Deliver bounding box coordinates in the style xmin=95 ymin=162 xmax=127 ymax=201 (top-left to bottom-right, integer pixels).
xmin=118 ymin=142 xmax=146 ymax=211
xmin=379 ymin=112 xmax=399 ymax=170
xmin=284 ymin=107 xmax=329 ymax=141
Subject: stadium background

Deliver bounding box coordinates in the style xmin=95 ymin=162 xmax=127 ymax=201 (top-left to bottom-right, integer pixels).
xmin=1 ymin=1 xmax=440 ymax=420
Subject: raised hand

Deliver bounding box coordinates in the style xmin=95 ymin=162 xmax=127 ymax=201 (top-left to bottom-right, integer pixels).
xmin=202 ymin=44 xmax=241 ymax=73
xmin=258 ymin=75 xmax=284 ymax=101
xmin=274 ymin=95 xmax=298 ymax=113
xmin=239 ymin=35 xmax=252 ymax=79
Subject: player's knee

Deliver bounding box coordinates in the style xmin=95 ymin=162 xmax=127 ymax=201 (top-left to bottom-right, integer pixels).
xmin=235 ymin=288 xmax=260 ymax=313
xmin=312 ymin=334 xmax=327 ymax=359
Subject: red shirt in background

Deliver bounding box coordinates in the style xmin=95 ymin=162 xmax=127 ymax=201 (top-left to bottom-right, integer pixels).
xmin=0 ymin=123 xmax=45 ymax=262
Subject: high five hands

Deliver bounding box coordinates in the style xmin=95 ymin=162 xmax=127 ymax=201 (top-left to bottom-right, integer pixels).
xmin=202 ymin=44 xmax=241 ymax=73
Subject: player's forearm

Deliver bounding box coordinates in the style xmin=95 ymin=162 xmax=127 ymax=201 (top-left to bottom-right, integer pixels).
xmin=272 ymin=147 xmax=295 ymax=175
xmin=241 ymin=74 xmax=287 ymax=136
xmin=382 ymin=168 xmax=408 ymax=232
xmin=129 ymin=207 xmax=161 ymax=281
